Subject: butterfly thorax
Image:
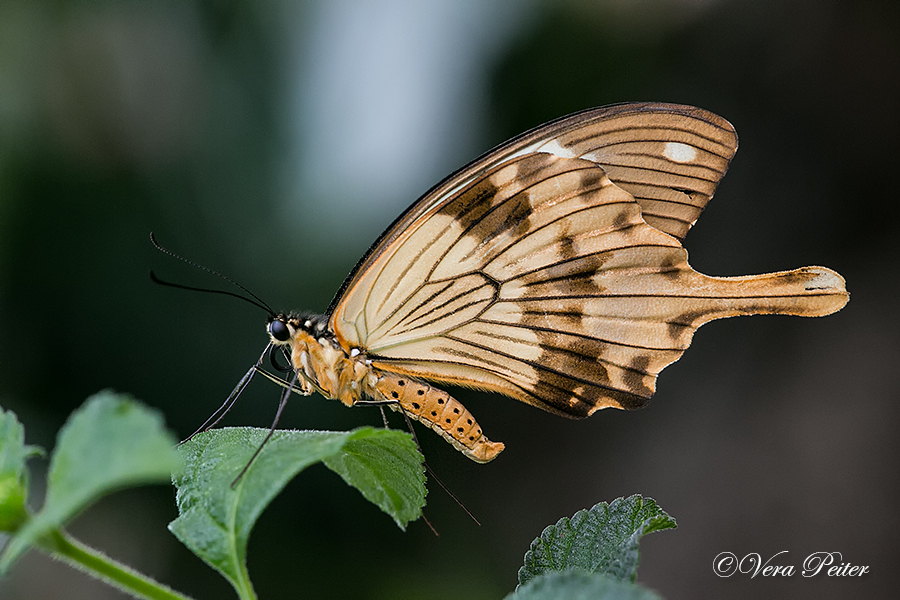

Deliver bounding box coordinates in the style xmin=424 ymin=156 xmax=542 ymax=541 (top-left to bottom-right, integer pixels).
xmin=269 ymin=313 xmax=371 ymax=406
xmin=267 ymin=313 xmax=505 ymax=462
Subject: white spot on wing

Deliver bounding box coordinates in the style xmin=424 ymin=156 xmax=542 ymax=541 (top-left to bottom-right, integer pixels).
xmin=536 ymin=138 xmax=577 ymax=158
xmin=663 ymin=142 xmax=698 ymax=163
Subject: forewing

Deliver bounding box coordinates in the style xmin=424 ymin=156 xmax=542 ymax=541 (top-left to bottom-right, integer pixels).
xmin=327 ymin=102 xmax=736 ymax=321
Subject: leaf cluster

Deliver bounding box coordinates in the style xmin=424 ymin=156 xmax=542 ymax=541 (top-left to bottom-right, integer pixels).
xmin=1 ymin=393 xmax=676 ymax=600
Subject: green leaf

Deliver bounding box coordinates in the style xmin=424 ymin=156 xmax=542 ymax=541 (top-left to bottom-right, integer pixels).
xmin=168 ymin=426 xmax=424 ymax=600
xmin=0 ymin=406 xmax=42 ymax=477
xmin=0 ymin=407 xmax=43 ymax=532
xmin=323 ymin=428 xmax=426 ymax=530
xmin=518 ymin=495 xmax=676 ymax=586
xmin=506 ymin=571 xmax=664 ymax=600
xmin=0 ymin=391 xmax=180 ymax=571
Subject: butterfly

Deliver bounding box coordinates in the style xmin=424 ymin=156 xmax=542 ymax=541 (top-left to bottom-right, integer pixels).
xmin=262 ymin=102 xmax=848 ymax=463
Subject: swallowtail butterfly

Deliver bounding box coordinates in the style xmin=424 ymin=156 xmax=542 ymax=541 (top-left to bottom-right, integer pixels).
xmin=263 ymin=102 xmax=848 ymax=463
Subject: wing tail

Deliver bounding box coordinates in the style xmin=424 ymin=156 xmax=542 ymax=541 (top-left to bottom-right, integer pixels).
xmin=689 ymin=266 xmax=849 ymax=326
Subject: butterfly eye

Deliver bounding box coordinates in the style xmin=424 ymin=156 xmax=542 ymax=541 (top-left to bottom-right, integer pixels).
xmin=269 ymin=319 xmax=290 ymax=342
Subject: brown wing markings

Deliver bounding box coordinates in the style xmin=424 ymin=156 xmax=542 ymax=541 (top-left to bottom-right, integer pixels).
xmin=452 ymin=322 xmax=672 ymax=383
xmin=460 ymin=195 xmax=532 ymax=264
xmin=579 ymin=139 xmax=734 ymax=166
xmin=485 ymin=201 xmax=644 ymax=276
xmin=666 ymin=311 xmax=707 ymax=340
xmin=371 ymin=155 xmax=577 ymax=326
xmin=605 ymin=172 xmax=719 ymax=198
xmin=370 ymin=320 xmax=658 ymax=416
xmin=492 ymin=309 xmax=695 ymax=351
xmin=450 ymin=189 xmax=534 ymax=267
xmin=363 ymin=181 xmax=497 ymax=329
xmin=565 ymin=116 xmax=736 ymax=242
xmin=623 ymin=187 xmax=709 ymax=213
xmin=440 ymin=334 xmax=652 ymax=411
xmin=460 ymin=318 xmax=683 ymax=404
xmin=623 ymin=356 xmax=654 ymax=399
xmin=474 ymin=317 xmax=680 ymax=353
xmin=369 ymin=350 xmax=650 ymax=417
xmin=502 ymin=243 xmax=685 ymax=291
xmin=448 ymin=154 xmax=561 ymax=236
xmin=644 ymin=218 xmax=691 ymax=240
xmin=445 ymin=176 xmax=506 ymax=234
xmin=370 ymin=354 xmax=557 ymax=412
xmin=429 ymin=157 xmax=602 ymax=280
xmin=635 ymin=195 xmax=702 ymax=212
xmin=482 ymin=207 xmax=642 ymax=283
xmin=529 ymin=371 xmax=649 ymax=414
xmin=449 ymin=316 xmax=674 ymax=393
xmin=612 ymin=175 xmax=718 ymax=192
xmin=361 ymin=156 xmax=613 ymax=351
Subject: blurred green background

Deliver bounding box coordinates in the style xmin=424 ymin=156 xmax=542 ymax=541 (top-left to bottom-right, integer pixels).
xmin=1 ymin=0 xmax=897 ymax=598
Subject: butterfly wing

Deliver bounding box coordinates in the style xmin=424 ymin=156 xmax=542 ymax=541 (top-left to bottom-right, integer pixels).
xmin=331 ymin=101 xmax=735 ymax=306
xmin=327 ymin=104 xmax=846 ymax=417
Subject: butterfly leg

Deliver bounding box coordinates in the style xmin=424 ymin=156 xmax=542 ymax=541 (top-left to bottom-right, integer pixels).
xmin=372 ymin=372 xmax=505 ymax=463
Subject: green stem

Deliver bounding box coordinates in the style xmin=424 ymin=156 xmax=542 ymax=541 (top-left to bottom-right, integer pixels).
xmin=38 ymin=529 xmax=195 ymax=600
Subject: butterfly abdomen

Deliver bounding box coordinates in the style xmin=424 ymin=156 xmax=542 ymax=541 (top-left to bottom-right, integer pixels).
xmin=280 ymin=321 xmax=504 ymax=462
xmin=373 ymin=372 xmax=505 ymax=463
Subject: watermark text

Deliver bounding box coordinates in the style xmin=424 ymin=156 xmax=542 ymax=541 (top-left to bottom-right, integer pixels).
xmin=713 ymin=551 xmax=869 ymax=578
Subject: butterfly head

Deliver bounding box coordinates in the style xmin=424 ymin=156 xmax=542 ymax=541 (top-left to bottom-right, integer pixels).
xmin=266 ymin=313 xmax=330 ymax=346
xmin=267 ymin=316 xmax=292 ymax=344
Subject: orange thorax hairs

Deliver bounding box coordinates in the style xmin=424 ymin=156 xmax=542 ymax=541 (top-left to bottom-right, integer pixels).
xmin=267 ymin=313 xmax=505 ymax=463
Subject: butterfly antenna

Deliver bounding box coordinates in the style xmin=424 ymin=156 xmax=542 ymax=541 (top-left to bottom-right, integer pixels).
xmin=149 ymin=232 xmax=276 ymax=316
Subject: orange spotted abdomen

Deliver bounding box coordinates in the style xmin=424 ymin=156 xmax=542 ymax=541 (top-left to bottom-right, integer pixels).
xmin=373 ymin=371 xmax=504 ymax=463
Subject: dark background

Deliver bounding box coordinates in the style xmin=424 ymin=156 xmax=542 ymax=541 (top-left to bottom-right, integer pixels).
xmin=1 ymin=1 xmax=897 ymax=598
